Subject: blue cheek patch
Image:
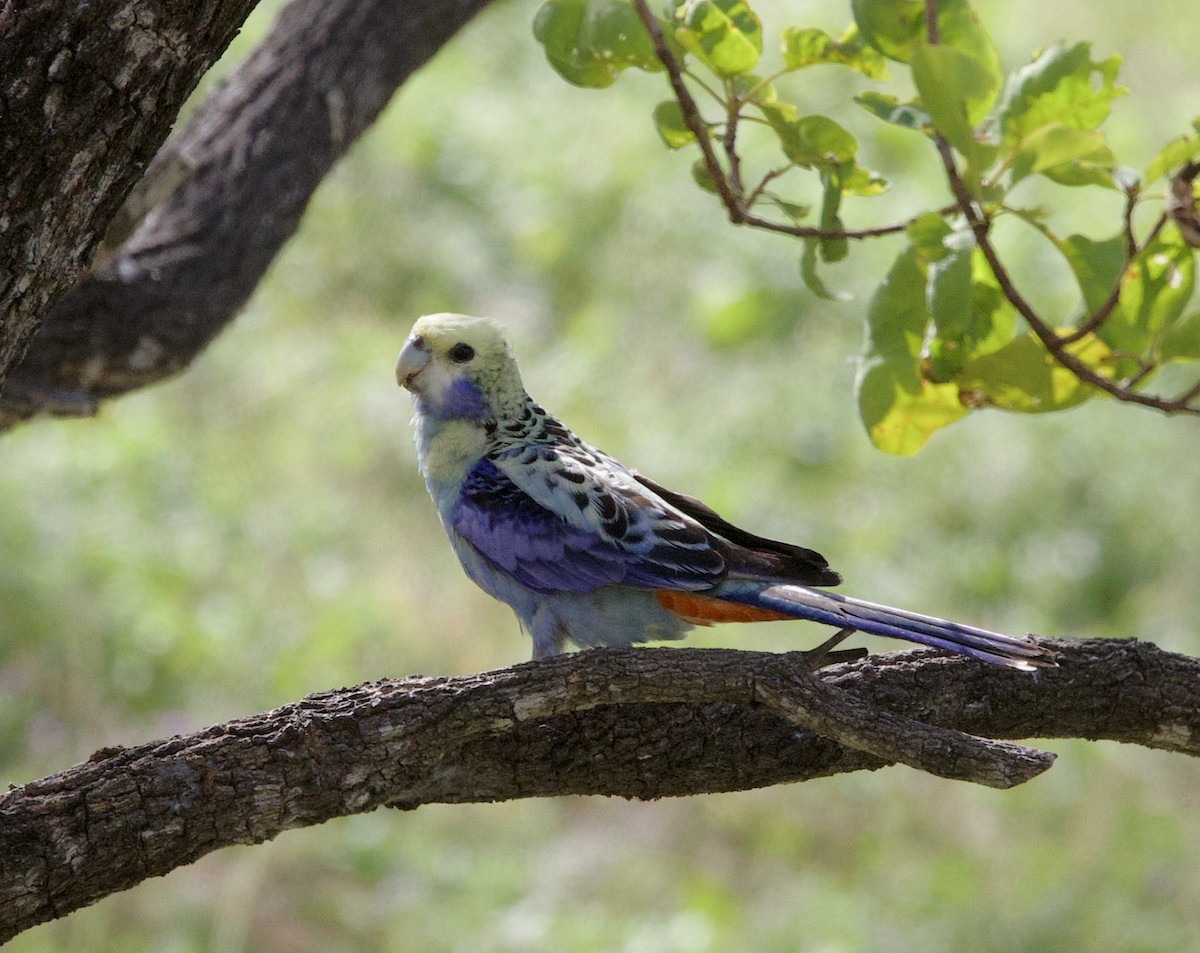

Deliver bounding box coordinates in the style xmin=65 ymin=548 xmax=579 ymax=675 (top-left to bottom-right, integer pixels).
xmin=439 ymin=377 xmax=492 ymax=420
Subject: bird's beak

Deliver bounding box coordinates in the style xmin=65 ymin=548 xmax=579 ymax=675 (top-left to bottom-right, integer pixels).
xmin=396 ymin=336 xmax=431 ymax=391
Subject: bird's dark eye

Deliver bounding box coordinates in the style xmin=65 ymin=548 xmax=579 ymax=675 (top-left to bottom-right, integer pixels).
xmin=448 ymin=342 xmax=475 ymax=363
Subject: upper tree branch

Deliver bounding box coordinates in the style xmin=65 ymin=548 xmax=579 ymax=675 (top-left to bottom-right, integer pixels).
xmin=0 ymin=0 xmax=260 ymax=387
xmin=3 ymin=637 xmax=1198 ymax=942
xmin=0 ymin=0 xmax=496 ymax=429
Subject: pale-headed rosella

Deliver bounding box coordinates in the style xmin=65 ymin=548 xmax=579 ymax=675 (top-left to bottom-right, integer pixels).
xmin=396 ymin=313 xmax=1054 ymax=671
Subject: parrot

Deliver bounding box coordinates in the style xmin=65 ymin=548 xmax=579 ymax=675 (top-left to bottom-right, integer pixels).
xmin=395 ymin=313 xmax=1055 ymax=671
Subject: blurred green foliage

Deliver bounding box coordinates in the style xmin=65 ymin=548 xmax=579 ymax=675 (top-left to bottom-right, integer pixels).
xmin=4 ymin=0 xmax=1200 ymax=950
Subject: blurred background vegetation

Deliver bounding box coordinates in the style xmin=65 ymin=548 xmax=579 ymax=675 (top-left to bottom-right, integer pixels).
xmin=4 ymin=0 xmax=1200 ymax=949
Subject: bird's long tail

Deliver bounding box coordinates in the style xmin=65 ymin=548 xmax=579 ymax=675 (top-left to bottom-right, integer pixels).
xmin=715 ymin=582 xmax=1056 ymax=670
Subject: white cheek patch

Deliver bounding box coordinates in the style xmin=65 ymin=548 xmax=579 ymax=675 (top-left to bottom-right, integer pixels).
xmin=418 ymin=362 xmax=458 ymax=405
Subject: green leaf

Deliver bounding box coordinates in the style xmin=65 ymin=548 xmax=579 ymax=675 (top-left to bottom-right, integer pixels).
xmin=839 ymin=164 xmax=889 ymax=196
xmin=850 ymin=0 xmax=923 ymax=62
xmin=1104 ymin=227 xmax=1196 ymax=357
xmin=691 ymin=158 xmax=721 ymax=193
xmin=670 ymin=0 xmax=762 ymax=77
xmin=927 ymin=228 xmax=975 ymax=340
xmin=856 ymin=247 xmax=967 ymax=454
xmin=998 ymin=42 xmax=1125 ymax=143
xmin=731 ymin=74 xmax=777 ymax=105
xmin=1160 ymin=309 xmax=1200 ymax=361
xmin=781 ymin=25 xmax=888 ymax=78
xmin=761 ymin=106 xmax=858 ymax=167
xmin=911 ymin=43 xmax=997 ymax=159
xmin=653 ymin=101 xmax=698 ymax=148
xmin=534 ymin=0 xmax=664 ymax=88
xmin=954 ymin=330 xmax=1112 ymax=412
xmin=770 ymin=197 xmax=811 ymax=221
xmin=853 ymin=0 xmax=999 ymax=94
xmin=818 ymin=172 xmax=848 ymax=263
xmin=534 ymin=0 xmax=622 ymax=87
xmin=929 ymin=247 xmax=1018 ymax=380
xmin=1040 ymin=144 xmax=1119 ymax=189
xmin=1009 ymin=123 xmax=1109 ymax=185
xmin=854 ymin=92 xmax=933 ymax=135
xmin=800 ymin=238 xmax=840 ymax=300
xmin=1145 ymin=128 xmax=1200 ymax=184
xmin=1060 ymin=232 xmax=1126 ymax=314
xmin=906 ymin=212 xmax=953 ymax=257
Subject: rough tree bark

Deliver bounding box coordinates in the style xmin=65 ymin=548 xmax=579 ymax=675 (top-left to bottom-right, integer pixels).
xmin=0 ymin=0 xmax=260 ymax=387
xmin=3 ymin=638 xmax=1199 ymax=942
xmin=0 ymin=0 xmax=495 ymax=428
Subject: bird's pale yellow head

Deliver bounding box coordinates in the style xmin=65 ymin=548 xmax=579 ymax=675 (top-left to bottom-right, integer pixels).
xmin=396 ymin=313 xmax=524 ymax=421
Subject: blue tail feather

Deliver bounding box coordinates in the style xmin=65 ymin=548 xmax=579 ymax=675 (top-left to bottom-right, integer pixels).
xmin=718 ymin=582 xmax=1056 ymax=671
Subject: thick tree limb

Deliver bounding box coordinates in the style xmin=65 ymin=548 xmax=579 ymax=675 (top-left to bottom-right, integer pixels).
xmin=0 ymin=0 xmax=260 ymax=386
xmin=2 ymin=637 xmax=1198 ymax=941
xmin=0 ymin=0 xmax=495 ymax=428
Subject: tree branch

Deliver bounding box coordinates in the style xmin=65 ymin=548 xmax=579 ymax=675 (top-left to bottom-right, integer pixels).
xmin=0 ymin=0 xmax=261 ymax=387
xmin=3 ymin=637 xmax=1198 ymax=942
xmin=0 ymin=0 xmax=495 ymax=429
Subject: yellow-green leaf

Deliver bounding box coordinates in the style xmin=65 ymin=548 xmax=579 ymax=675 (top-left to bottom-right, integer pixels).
xmin=670 ymin=0 xmax=762 ymax=77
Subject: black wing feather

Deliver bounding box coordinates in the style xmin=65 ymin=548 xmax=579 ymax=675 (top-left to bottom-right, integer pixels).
xmin=631 ymin=472 xmax=842 ymax=587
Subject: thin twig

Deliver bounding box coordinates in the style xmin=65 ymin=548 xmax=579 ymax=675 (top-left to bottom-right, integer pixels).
xmin=630 ymin=0 xmax=913 ymax=241
xmin=632 ymin=0 xmax=743 ymax=219
xmin=744 ymin=165 xmax=792 ymax=209
xmin=723 ymin=82 xmax=745 ymax=200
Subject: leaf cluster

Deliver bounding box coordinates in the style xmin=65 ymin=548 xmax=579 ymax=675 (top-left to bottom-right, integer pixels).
xmin=535 ymin=0 xmax=1200 ymax=452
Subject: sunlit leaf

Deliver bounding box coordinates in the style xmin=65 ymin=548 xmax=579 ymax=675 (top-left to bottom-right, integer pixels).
xmin=839 ymin=164 xmax=889 ymax=196
xmin=854 ymin=91 xmax=933 ymax=135
xmin=955 ymin=330 xmax=1112 ymax=412
xmin=1145 ymin=128 xmax=1200 ymax=184
xmin=998 ymin=42 xmax=1125 ymax=143
xmin=1040 ymin=144 xmax=1119 ymax=189
xmin=1105 ymin=226 xmax=1196 ymax=357
xmin=1009 ymin=123 xmax=1109 ymax=185
xmin=856 ymin=247 xmax=967 ymax=454
xmin=781 ymin=25 xmax=888 ymax=78
xmin=929 ymin=247 xmax=1018 ymax=380
xmin=653 ymin=101 xmax=698 ymax=148
xmin=670 ymin=0 xmax=762 ymax=77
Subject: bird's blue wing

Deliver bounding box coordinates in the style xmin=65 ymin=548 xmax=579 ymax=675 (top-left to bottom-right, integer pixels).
xmin=450 ymin=457 xmax=723 ymax=595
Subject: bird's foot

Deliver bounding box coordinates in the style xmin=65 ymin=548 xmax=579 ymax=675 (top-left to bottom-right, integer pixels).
xmin=802 ymin=627 xmax=867 ymax=670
